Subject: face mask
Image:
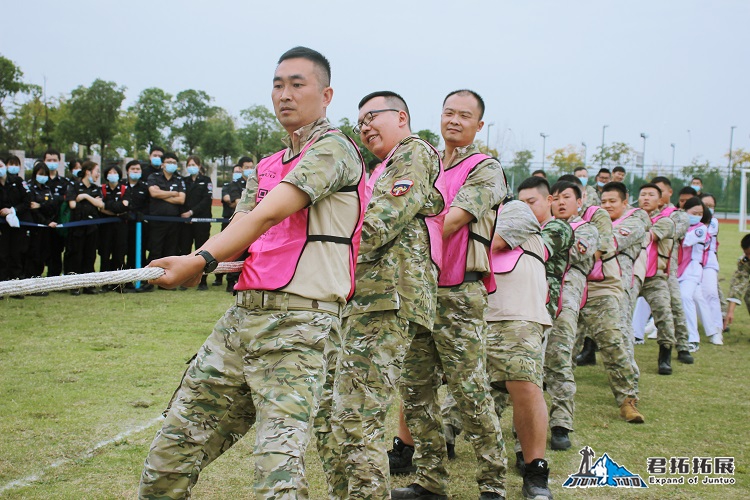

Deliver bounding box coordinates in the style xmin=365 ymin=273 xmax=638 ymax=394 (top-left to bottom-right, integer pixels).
xmin=232 ymin=172 xmax=243 ymax=181
xmin=87 ymin=175 xmax=94 ymax=184
xmin=691 ymin=184 xmax=701 ymax=193
xmin=164 ymin=163 xmax=178 ymax=174
xmin=7 ymin=166 xmax=20 ymax=175
xmin=243 ymin=168 xmax=255 ymax=178
xmin=688 ymin=215 xmax=702 ymax=226
xmin=187 ymin=166 xmax=200 ymax=176
xmin=596 ymin=181 xmax=605 ymax=188
xmin=0 ymin=166 xmax=7 ymax=177
xmin=36 ymin=175 xmax=49 ymax=184
xmin=72 ymin=169 xmax=81 ymax=178
xmin=46 ymin=162 xmax=59 ymax=171
xmin=151 ymin=157 xmax=162 ymax=167
xmin=578 ymin=176 xmax=588 ymax=185
xmin=129 ymin=172 xmax=142 ymax=181
xmin=709 ymin=207 xmax=715 ymax=215
xmin=107 ymin=174 xmax=120 ymax=183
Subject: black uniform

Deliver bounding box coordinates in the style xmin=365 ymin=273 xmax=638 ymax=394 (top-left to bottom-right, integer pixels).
xmin=125 ymin=178 xmax=150 ymax=269
xmin=0 ymin=175 xmax=32 ymax=281
xmin=26 ymin=180 xmax=57 ymax=278
xmin=64 ymin=180 xmax=101 ymax=277
xmin=216 ymin=177 xmax=247 ymax=288
xmin=179 ymin=174 xmax=213 ymax=255
xmin=46 ymin=174 xmax=70 ymax=276
xmin=99 ymin=182 xmax=129 ymax=272
xmin=146 ymin=171 xmax=185 ymax=261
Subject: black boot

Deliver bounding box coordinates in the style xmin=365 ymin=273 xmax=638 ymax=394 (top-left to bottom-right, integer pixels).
xmin=658 ymin=345 xmax=672 ymax=375
xmin=388 ymin=436 xmax=416 ymax=475
xmin=550 ymin=426 xmax=571 ymax=450
xmin=576 ymin=337 xmax=597 ymax=366
xmin=197 ymin=275 xmax=208 ymax=291
xmin=212 ymin=274 xmax=223 ymax=286
xmin=677 ymin=350 xmax=694 ymax=364
xmin=391 ymin=483 xmax=447 ymax=499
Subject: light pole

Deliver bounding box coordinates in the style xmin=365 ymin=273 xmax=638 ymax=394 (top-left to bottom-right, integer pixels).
xmin=540 ymin=133 xmax=548 ymax=170
xmin=728 ymin=126 xmax=737 ymax=173
xmin=486 ymin=122 xmax=495 ymax=153
xmin=670 ymin=143 xmax=676 ymax=171
xmin=640 ymin=133 xmax=648 ymax=173
xmin=601 ymin=125 xmax=609 ymax=166
xmin=581 ymin=142 xmax=587 ymax=166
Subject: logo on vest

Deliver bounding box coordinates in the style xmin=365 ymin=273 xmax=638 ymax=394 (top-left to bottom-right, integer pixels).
xmin=257 ymin=188 xmax=269 ymax=201
xmin=577 ymin=239 xmax=589 ymax=254
xmin=618 ymin=227 xmax=631 ymax=236
xmin=390 ymin=179 xmax=414 ymax=196
xmin=563 ymin=446 xmax=647 ymax=489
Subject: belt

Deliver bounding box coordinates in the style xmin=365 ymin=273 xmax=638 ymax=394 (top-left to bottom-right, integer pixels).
xmin=463 ymin=271 xmax=483 ymax=283
xmin=235 ymin=290 xmax=340 ymax=315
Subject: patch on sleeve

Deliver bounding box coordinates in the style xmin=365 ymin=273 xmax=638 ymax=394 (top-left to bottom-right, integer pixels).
xmin=618 ymin=227 xmax=632 ymax=236
xmin=390 ymin=179 xmax=414 ymax=196
xmin=577 ymin=239 xmax=589 ymax=254
xmin=695 ymin=228 xmax=705 ymax=238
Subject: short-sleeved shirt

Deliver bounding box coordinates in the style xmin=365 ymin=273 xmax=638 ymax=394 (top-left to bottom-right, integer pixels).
xmin=182 ymin=174 xmax=213 ymax=218
xmin=0 ymin=175 xmax=32 ymax=222
xmin=541 ymin=217 xmax=574 ymax=298
xmin=125 ymin=180 xmax=150 ymax=215
xmin=147 ymin=171 xmax=185 ymax=216
xmin=221 ymin=178 xmax=246 ymax=218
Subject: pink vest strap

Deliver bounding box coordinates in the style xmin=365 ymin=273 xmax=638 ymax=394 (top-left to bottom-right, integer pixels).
xmin=613 ymin=208 xmax=640 ymax=226
xmin=645 ymin=208 xmax=676 ymax=278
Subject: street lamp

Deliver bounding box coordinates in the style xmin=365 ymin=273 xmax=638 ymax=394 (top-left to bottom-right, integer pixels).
xmin=670 ymin=143 xmax=676 ymax=171
xmin=640 ymin=133 xmax=648 ymax=172
xmin=601 ymin=125 xmax=609 ymax=166
xmin=540 ymin=133 xmax=548 ymax=170
xmin=581 ymin=142 xmax=587 ymax=166
xmin=728 ymin=126 xmax=737 ymax=173
xmin=486 ymin=122 xmax=495 ymax=152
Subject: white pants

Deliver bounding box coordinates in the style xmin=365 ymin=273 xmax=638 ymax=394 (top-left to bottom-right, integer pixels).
xmin=679 ymin=277 xmax=712 ymax=343
xmin=632 ymin=297 xmax=651 ymax=340
xmin=701 ymin=268 xmax=723 ymax=336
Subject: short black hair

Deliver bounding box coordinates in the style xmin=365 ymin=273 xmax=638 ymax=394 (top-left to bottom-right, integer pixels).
xmin=573 ymin=166 xmax=588 ymax=174
xmin=550 ymin=180 xmax=582 ymax=199
xmin=278 ymin=46 xmax=331 ymax=87
xmin=104 ymin=164 xmax=123 ymax=179
xmin=602 ymin=181 xmax=627 ymax=200
xmin=679 ymin=186 xmax=697 ymax=197
xmin=613 ymin=166 xmax=626 ymax=174
xmin=443 ymin=89 xmax=485 ymax=120
xmin=651 ymin=176 xmax=671 ymax=187
xmin=597 ymin=167 xmax=611 ymax=176
xmin=518 ymin=176 xmax=550 ymax=196
xmin=237 ymin=156 xmax=254 ymax=166
xmin=358 ymin=90 xmax=411 ymax=129
xmin=125 ymin=160 xmax=141 ymax=171
xmin=700 ymin=192 xmax=716 ymax=205
xmin=5 ymin=155 xmax=21 ymax=166
xmin=639 ymin=183 xmax=663 ymax=197
xmin=531 ymin=169 xmax=547 ymax=178
xmin=43 ymin=148 xmax=61 ymax=160
xmin=692 ymin=176 xmax=702 ymax=183
xmin=558 ymin=174 xmax=583 ymax=186
xmin=741 ymin=234 xmax=750 ymax=250
xmin=149 ymin=146 xmax=165 ymax=155
xmin=32 ymin=161 xmax=50 ymax=178
xmin=163 ymin=152 xmax=179 ymax=162
xmin=683 ymin=197 xmax=711 ymax=225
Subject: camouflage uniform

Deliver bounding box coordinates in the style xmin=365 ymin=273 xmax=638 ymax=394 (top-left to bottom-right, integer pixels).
xmin=328 ymin=135 xmax=444 ymax=499
xmin=139 ymin=119 xmax=363 ymax=500
xmin=639 ymin=207 xmax=677 ymax=349
xmin=728 ymin=255 xmax=750 ymax=313
xmin=541 ymin=218 xmax=574 ymax=318
xmin=668 ymin=207 xmax=691 ymax=352
xmin=544 ymin=216 xmax=598 ymax=432
xmin=400 ymin=144 xmax=506 ymax=497
xmin=577 ymin=207 xmax=640 ymax=405
xmin=583 ymin=184 xmax=600 ymax=210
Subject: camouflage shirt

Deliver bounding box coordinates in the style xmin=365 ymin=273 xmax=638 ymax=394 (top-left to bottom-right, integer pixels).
xmin=668 ymin=205 xmax=690 ymax=276
xmin=613 ymin=208 xmax=651 ymax=282
xmin=566 ymin=215 xmax=599 ymax=277
xmin=344 ymin=135 xmax=445 ymax=329
xmin=728 ymin=256 xmax=750 ymax=303
xmin=541 ymin=217 xmax=574 ymax=303
xmin=495 ymin=200 xmax=540 ymax=249
xmin=583 ymin=185 xmax=600 ymax=210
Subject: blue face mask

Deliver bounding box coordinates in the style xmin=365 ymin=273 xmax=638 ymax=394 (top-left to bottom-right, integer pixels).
xmin=243 ymin=168 xmax=255 ymax=178
xmin=596 ymin=181 xmax=606 ymax=188
xmin=151 ymin=157 xmax=162 ymax=167
xmin=187 ymin=166 xmax=200 ymax=176
xmin=129 ymin=172 xmax=142 ymax=181
xmin=709 ymin=207 xmax=715 ymax=215
xmin=164 ymin=163 xmax=178 ymax=174
xmin=232 ymin=172 xmax=243 ymax=181
xmin=7 ymin=165 xmax=20 ymax=175
xmin=46 ymin=162 xmax=59 ymax=171
xmin=688 ymin=214 xmax=702 ymax=226
xmin=107 ymin=174 xmax=120 ymax=184
xmin=87 ymin=175 xmax=94 ymax=184
xmin=0 ymin=166 xmax=6 ymax=177
xmin=36 ymin=175 xmax=49 ymax=184
xmin=72 ymin=169 xmax=81 ymax=178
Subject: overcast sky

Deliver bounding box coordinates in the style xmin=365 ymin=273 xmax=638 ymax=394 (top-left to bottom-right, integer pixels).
xmin=3 ymin=1 xmax=749 ymax=169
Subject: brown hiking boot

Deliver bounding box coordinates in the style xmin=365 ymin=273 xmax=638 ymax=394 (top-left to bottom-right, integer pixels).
xmin=620 ymin=397 xmax=645 ymax=423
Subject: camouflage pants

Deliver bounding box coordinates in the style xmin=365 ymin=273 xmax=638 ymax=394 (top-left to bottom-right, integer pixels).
xmin=139 ymin=306 xmax=336 ymax=500
xmin=401 ymin=283 xmax=506 ymax=497
xmin=330 ymin=311 xmax=424 ymax=499
xmin=544 ymin=306 xmax=578 ymax=431
xmin=578 ymin=295 xmax=638 ymax=405
xmin=669 ymin=273 xmax=690 ymax=351
xmin=620 ymin=273 xmax=641 ymax=393
xmin=639 ymin=276 xmax=677 ymax=348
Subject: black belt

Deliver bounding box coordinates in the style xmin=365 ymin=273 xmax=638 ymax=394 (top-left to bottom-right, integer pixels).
xmin=463 ymin=271 xmax=483 ymax=283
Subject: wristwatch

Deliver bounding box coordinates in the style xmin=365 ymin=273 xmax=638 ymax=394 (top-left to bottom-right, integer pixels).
xmin=195 ymin=250 xmax=218 ymax=274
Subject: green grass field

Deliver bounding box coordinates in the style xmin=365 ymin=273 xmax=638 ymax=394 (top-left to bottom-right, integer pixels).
xmin=1 ymin=219 xmax=748 ymax=499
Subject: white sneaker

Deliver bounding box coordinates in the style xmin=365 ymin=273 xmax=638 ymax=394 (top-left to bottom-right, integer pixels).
xmin=688 ymin=342 xmax=700 ymax=352
xmin=710 ymin=333 xmax=724 ymax=345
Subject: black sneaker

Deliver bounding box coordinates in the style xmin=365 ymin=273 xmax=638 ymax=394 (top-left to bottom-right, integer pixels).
xmin=446 ymin=442 xmax=456 ymax=460
xmin=388 ymin=436 xmax=416 ymax=475
xmin=212 ymin=278 xmax=223 ymax=286
xmin=391 ymin=483 xmax=447 ymax=499
xmin=550 ymin=426 xmax=571 ymax=451
xmin=523 ymin=459 xmax=553 ymax=499
xmin=515 ymin=451 xmax=526 ymax=476
xmin=197 ymin=282 xmax=208 ymax=291
xmin=677 ymin=350 xmax=694 ymax=364
xmin=479 ymin=493 xmax=505 ymax=500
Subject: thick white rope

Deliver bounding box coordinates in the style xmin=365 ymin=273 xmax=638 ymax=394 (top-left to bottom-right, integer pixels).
xmin=0 ymin=262 xmax=244 ymax=298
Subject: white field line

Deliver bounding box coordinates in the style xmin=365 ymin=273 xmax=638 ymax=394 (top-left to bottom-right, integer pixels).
xmin=0 ymin=416 xmax=163 ymax=495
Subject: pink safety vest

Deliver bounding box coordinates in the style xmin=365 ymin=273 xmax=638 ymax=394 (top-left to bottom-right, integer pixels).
xmin=438 ymin=153 xmax=497 ymax=292
xmin=554 ymin=218 xmax=589 ymax=317
xmin=236 ymin=130 xmax=366 ymax=300
xmin=645 ymin=206 xmax=677 ymax=278
xmin=613 ymin=207 xmax=643 ymax=286
xmin=366 ymin=136 xmax=448 ymax=273
xmin=491 ymin=205 xmax=549 ymax=275
xmin=677 ymin=223 xmax=710 ymax=278
xmin=580 ymin=205 xmax=621 ymax=282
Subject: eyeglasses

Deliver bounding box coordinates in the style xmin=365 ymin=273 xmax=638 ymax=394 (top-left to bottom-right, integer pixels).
xmin=353 ymin=108 xmax=400 ymax=134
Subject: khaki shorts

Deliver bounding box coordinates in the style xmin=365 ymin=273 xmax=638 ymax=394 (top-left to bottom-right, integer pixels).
xmin=486 ymin=320 xmax=545 ymax=391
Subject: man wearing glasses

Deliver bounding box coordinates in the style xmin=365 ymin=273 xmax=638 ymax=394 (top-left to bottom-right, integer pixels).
xmin=324 ymin=91 xmax=446 ymax=499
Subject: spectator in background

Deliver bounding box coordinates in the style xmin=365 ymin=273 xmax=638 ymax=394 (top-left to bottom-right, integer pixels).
xmin=65 ymin=160 xmax=103 ymax=295
xmin=531 ymin=169 xmax=547 ymax=179
xmin=678 ymin=186 xmax=697 ymax=208
xmin=142 ymin=146 xmax=165 ymax=181
xmin=26 ymin=162 xmax=58 ymax=288
xmin=574 ymin=166 xmax=599 ymax=208
xmin=690 ymin=177 xmax=703 ymax=195
xmin=214 ymin=163 xmax=248 ymax=290
xmin=124 ymin=160 xmax=150 ymax=270
xmin=0 ymin=158 xmax=32 ymax=297
xmin=612 ymin=166 xmax=626 ymax=183
xmin=69 ymin=158 xmax=82 ymax=180
xmin=99 ymin=164 xmax=130 ymax=281
xmin=594 ymin=167 xmax=611 ymax=198
xmin=699 ymin=192 xmax=724 ymax=343
xmin=42 ymin=150 xmax=72 ymax=277
xmin=179 ymin=155 xmax=213 ymax=290
xmin=146 ymin=152 xmax=185 ymax=267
